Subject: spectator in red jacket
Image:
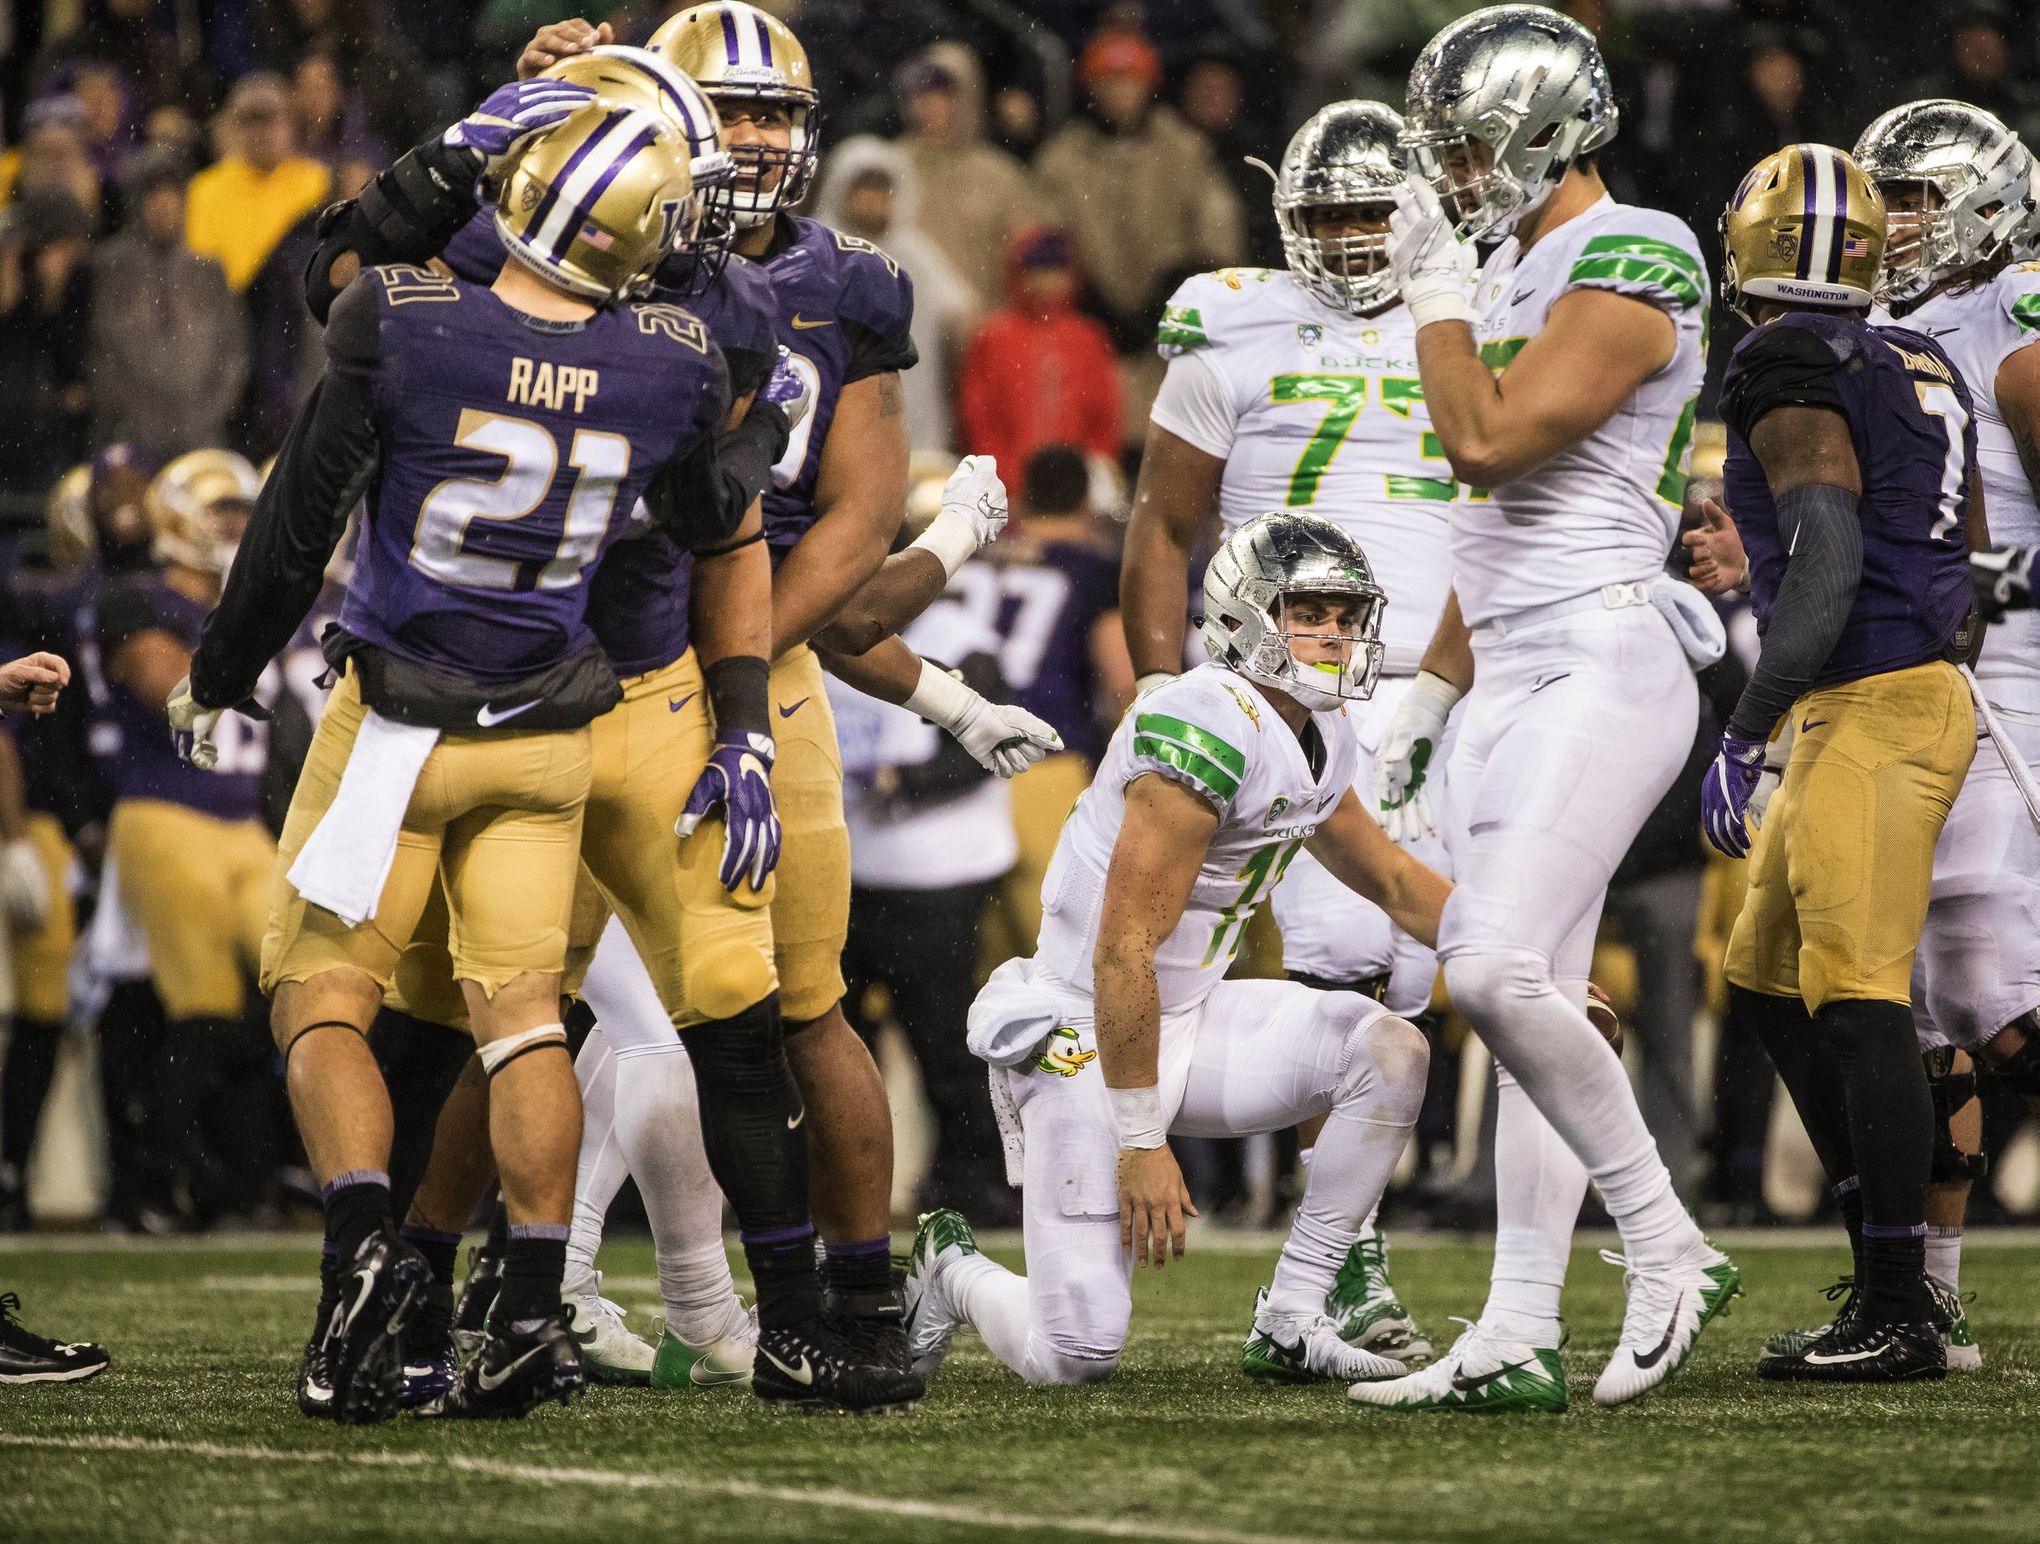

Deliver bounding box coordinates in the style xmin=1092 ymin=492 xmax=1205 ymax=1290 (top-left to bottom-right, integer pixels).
xmin=957 ymin=226 xmax=1121 ymax=481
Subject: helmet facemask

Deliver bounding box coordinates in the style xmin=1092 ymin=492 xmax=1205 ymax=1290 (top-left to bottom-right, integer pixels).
xmin=1201 ymin=512 xmax=1387 ymax=714
xmin=1280 ymin=198 xmax=1399 ymax=315
xmin=709 ymin=89 xmax=821 ymax=227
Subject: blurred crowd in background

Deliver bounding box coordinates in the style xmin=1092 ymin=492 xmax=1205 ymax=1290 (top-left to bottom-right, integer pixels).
xmin=3 ymin=0 xmax=2040 ymax=1237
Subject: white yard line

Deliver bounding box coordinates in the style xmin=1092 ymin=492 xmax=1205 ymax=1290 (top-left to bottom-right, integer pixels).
xmin=0 ymin=1433 xmax=1311 ymax=1544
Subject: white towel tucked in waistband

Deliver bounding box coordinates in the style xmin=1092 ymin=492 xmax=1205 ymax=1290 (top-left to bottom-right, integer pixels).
xmin=287 ymin=710 xmax=440 ymax=926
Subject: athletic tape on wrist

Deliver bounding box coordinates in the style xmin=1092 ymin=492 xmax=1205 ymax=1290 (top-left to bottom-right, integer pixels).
xmin=911 ymin=508 xmax=983 ymax=580
xmin=902 ymin=657 xmax=978 ymax=732
xmin=477 ymin=1022 xmax=567 ymax=1076
xmin=1108 ymin=1084 xmax=1166 ymax=1149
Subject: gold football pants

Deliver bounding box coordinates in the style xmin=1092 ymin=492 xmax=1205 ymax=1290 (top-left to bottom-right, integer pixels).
xmin=110 ymin=799 xmax=273 ymax=1020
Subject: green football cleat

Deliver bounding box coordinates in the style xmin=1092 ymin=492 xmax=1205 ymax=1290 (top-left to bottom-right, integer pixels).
xmin=903 ymin=1209 xmax=980 ymax=1379
xmin=1325 ymin=1233 xmax=1432 ymax=1363
xmin=561 ymin=1281 xmax=654 ymax=1386
xmin=1929 ymin=1276 xmax=1981 ymax=1372
xmin=650 ymin=1310 xmax=755 ymax=1390
xmin=1347 ymin=1319 xmax=1569 ymax=1413
xmin=1242 ymin=1287 xmax=1405 ymax=1384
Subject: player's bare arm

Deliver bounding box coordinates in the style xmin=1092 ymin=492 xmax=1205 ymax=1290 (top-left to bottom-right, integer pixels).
xmin=691 ymin=500 xmax=773 ymax=666
xmin=1121 ymin=425 xmax=1226 ymax=683
xmin=816 ymin=634 xmax=1064 ymax=777
xmin=1414 ymin=588 xmax=1474 ymax=692
xmin=1096 ymin=773 xmax=1214 ymax=1270
xmin=769 ymin=372 xmax=908 ymax=657
xmin=1417 ymin=289 xmax=1675 ymax=487
xmin=817 ymin=456 xmax=1008 ymax=656
xmin=1305 ymin=789 xmax=1451 ymax=948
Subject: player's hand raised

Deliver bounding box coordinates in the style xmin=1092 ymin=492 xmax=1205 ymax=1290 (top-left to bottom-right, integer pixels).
xmin=1118 ymin=1144 xmax=1196 ymax=1270
xmin=444 ymin=79 xmax=596 ymax=164
xmin=516 ymin=18 xmax=612 ymax=80
xmin=1682 ymin=498 xmax=1748 ymax=596
xmin=1387 ymin=176 xmax=1478 ymax=329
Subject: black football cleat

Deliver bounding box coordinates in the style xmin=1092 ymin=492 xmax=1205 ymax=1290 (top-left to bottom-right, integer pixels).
xmin=1757 ymin=1315 xmax=1947 ymax=1383
xmin=415 ymin=1310 xmax=585 ymax=1420
xmin=832 ymin=1265 xmax=912 ymax=1374
xmin=0 ymin=1292 xmax=109 ymax=1384
xmin=322 ymin=1227 xmax=430 ymax=1425
xmin=452 ymin=1242 xmax=505 ymax=1357
xmin=399 ymin=1277 xmax=459 ymax=1409
xmin=752 ymin=1316 xmax=924 ymax=1414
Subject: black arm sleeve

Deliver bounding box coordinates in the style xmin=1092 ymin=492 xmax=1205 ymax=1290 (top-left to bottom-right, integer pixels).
xmin=1719 ymin=323 xmax=1849 ymax=444
xmin=191 ymin=281 xmax=382 ymax=709
xmin=303 ymin=136 xmax=484 ymax=325
xmin=1726 ymin=483 xmax=1864 ymax=741
xmin=641 ymin=367 xmax=792 ymax=553
xmin=722 ymin=344 xmax=773 ymax=403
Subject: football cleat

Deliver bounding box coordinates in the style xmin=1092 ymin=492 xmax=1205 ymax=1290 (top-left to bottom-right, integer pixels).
xmin=832 ymin=1263 xmax=911 ymax=1374
xmin=902 ymin=1208 xmax=978 ymax=1380
xmin=1347 ymin=1317 xmax=1568 ymax=1413
xmin=1757 ymin=1315 xmax=1947 ymax=1383
xmin=321 ymin=1227 xmax=430 ymax=1425
xmin=1757 ymin=1275 xmax=1861 ymax=1373
xmin=1591 ymin=1242 xmax=1740 ymax=1407
xmin=1929 ymin=1276 xmax=1981 ymax=1372
xmin=562 ymin=1278 xmax=656 ymax=1386
xmin=1243 ymin=1287 xmax=1405 ymax=1384
xmin=296 ymin=1287 xmax=338 ymax=1417
xmin=1325 ymin=1233 xmax=1433 ymax=1362
xmin=752 ymin=1317 xmax=925 ymax=1414
xmin=651 ymin=1307 xmax=757 ymax=1390
xmin=451 ymin=1241 xmax=505 ymax=1357
xmin=0 ymin=1292 xmax=110 ymax=1384
xmin=415 ymin=1310 xmax=587 ymax=1419
xmin=399 ymin=1277 xmax=459 ymax=1409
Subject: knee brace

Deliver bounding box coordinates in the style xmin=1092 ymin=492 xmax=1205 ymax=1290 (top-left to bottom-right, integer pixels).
xmin=1923 ymin=1045 xmax=1988 ymax=1185
xmin=1983 ymin=1011 xmax=2040 ymax=1100
xmin=1288 ymin=969 xmax=1390 ymax=1001
xmin=676 ymin=997 xmax=788 ymax=1095
xmin=684 ymin=939 xmax=776 ymax=1026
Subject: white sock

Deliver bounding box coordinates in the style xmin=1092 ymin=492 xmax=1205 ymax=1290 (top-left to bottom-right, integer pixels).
xmin=1925 ymin=1225 xmax=1963 ymax=1292
xmin=611 ymin=1039 xmax=747 ymax=1347
xmin=945 ymin=1250 xmax=1031 ymax=1367
xmin=564 ymin=1030 xmax=630 ymax=1301
xmin=1444 ymin=949 xmax=1701 ymax=1267
xmin=1480 ymin=1067 xmax=1586 ymax=1346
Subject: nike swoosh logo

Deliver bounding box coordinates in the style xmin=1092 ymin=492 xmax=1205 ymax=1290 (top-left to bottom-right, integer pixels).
xmin=1924 ymin=326 xmax=1961 ymax=337
xmin=1530 ymin=673 xmax=1570 ymax=693
xmin=1803 ymin=1343 xmax=1887 ymax=1365
xmin=342 ymin=1270 xmax=375 ymax=1333
xmin=761 ymin=1347 xmax=814 ymax=1385
xmin=790 ymin=315 xmax=833 ymax=330
xmin=1451 ymin=1359 xmax=1530 ymax=1393
xmin=1631 ymin=1310 xmax=1681 ymax=1370
xmin=1512 ymin=288 xmax=1535 ymax=306
xmin=787 ymin=1105 xmax=805 ymax=1130
xmin=476 ymin=1345 xmax=544 ymax=1392
xmin=1800 ymin=718 xmax=1828 ymax=733
xmin=301 ymin=1380 xmax=333 ymax=1404
xmin=779 ymin=696 xmax=809 ymax=718
xmin=669 ymin=693 xmax=697 ymax=714
xmin=476 ymin=700 xmax=540 ymax=727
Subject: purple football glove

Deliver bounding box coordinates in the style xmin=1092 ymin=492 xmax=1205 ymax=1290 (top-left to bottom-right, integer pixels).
xmin=676 ymin=730 xmax=781 ymax=892
xmin=1699 ymin=731 xmax=1767 ymax=859
xmin=443 ymin=79 xmax=595 ymax=160
xmin=758 ymin=345 xmax=815 ymax=435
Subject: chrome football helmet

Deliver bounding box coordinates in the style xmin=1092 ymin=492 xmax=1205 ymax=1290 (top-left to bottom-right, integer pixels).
xmin=1263 ymin=100 xmax=1407 ymax=315
xmin=1201 ymin=511 xmax=1386 ymax=712
xmin=1853 ymin=99 xmax=2035 ymax=306
xmin=1403 ymin=4 xmax=1618 ymax=242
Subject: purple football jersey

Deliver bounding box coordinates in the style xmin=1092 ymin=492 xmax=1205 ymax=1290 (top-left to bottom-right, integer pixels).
xmin=952 ymin=540 xmax=1118 ymax=762
xmin=336 ymin=266 xmax=728 ymax=686
xmin=1723 ymin=312 xmax=1976 ymax=687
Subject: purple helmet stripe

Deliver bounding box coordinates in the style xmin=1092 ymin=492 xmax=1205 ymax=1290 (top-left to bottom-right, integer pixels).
xmin=548 ymin=121 xmax=665 ymax=263
xmin=1796 ymin=146 xmax=1817 ymax=280
xmin=754 ymin=14 xmax=774 ymax=62
xmin=522 ymin=106 xmax=628 ymax=261
xmin=720 ymin=8 xmax=741 ymax=63
xmin=1823 ymin=151 xmax=1847 ymax=284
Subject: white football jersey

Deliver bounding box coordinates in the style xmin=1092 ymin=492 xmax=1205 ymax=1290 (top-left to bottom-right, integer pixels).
xmin=1034 ymin=663 xmax=1358 ymax=1018
xmin=1903 ymin=261 xmax=2040 ymax=681
xmin=1150 ymin=269 xmax=1453 ymax=669
xmin=1456 ymin=196 xmax=1710 ymax=625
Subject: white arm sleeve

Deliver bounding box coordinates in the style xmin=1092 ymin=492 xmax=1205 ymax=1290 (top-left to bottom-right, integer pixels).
xmin=1148 ymin=350 xmax=1240 ymax=460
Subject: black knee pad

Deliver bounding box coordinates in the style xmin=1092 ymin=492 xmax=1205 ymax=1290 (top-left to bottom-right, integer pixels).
xmin=1286 ymin=970 xmax=1390 ymax=1002
xmin=676 ymin=997 xmax=788 ymax=1096
xmin=1985 ymin=1011 xmax=2040 ymax=1099
xmin=1923 ymin=1045 xmax=1987 ymax=1184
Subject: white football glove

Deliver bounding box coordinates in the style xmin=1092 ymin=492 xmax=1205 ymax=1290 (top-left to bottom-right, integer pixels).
xmin=1372 ymin=670 xmax=1463 ymax=843
xmin=1133 ymin=671 xmax=1176 ymax=699
xmin=166 ymin=674 xmax=223 ymax=770
xmin=1388 ymin=177 xmax=1479 ymax=329
xmin=904 ymin=659 xmax=1064 ymax=778
xmin=1 ymin=838 xmax=50 ymax=932
xmin=911 ymin=455 xmax=1008 ymax=579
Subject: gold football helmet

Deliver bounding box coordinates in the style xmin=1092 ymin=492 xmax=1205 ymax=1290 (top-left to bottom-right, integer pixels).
xmin=650 ymin=2 xmax=820 ymax=226
xmin=44 ymin=463 xmax=95 ymax=573
xmin=495 ymin=100 xmax=700 ymax=302
xmin=147 ymin=449 xmax=262 ymax=576
xmin=1720 ymin=143 xmax=1885 ymax=322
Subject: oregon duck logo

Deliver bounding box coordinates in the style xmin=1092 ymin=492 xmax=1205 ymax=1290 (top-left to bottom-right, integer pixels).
xmin=1033 ymin=1025 xmax=1096 ymax=1078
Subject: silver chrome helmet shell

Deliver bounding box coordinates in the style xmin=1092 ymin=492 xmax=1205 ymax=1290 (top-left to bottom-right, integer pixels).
xmin=1201 ymin=511 xmax=1386 ymax=712
xmin=1270 ymin=100 xmax=1408 ymax=315
xmin=1403 ymin=4 xmax=1618 ymax=242
xmin=1853 ymin=99 xmax=2035 ymax=305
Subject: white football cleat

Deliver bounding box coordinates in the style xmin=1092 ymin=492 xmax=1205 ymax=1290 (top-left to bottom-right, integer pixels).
xmin=1591 ymin=1242 xmax=1741 ymax=1407
xmin=1243 ymin=1288 xmax=1405 ymax=1383
xmin=903 ymin=1209 xmax=978 ymax=1379
xmin=1346 ymin=1318 xmax=1569 ymax=1413
xmin=561 ymin=1277 xmax=656 ymax=1386
xmin=652 ymin=1306 xmax=756 ymax=1390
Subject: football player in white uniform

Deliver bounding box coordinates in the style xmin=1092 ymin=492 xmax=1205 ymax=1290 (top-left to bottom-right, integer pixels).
xmin=1360 ymin=5 xmax=1737 ymax=1412
xmin=1120 ymin=100 xmax=1453 ymax=1362
xmin=904 ymin=512 xmax=1446 ymax=1388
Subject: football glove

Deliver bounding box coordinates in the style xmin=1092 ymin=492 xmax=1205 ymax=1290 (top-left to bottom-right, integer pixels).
xmin=1372 ymin=670 xmax=1462 ymax=843
xmin=1699 ymin=731 xmax=1767 ymax=859
xmin=166 ymin=674 xmax=225 ymax=771
xmin=910 ymin=455 xmax=1008 ymax=580
xmin=1 ymin=837 xmax=50 ymax=932
xmin=758 ymin=345 xmax=814 ymax=436
xmin=443 ymin=79 xmax=595 ymax=163
xmin=954 ymin=696 xmax=1063 ymax=779
xmin=1387 ymin=177 xmax=1479 ymax=329
xmin=676 ymin=730 xmax=781 ymax=893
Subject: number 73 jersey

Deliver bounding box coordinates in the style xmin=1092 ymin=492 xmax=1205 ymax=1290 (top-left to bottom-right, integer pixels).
xmin=1033 ymin=664 xmax=1358 ymax=1018
xmin=1151 ymin=269 xmax=1455 ymax=667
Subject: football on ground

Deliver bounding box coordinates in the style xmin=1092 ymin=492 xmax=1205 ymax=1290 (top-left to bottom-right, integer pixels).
xmin=1 ymin=1230 xmax=2034 ymax=1543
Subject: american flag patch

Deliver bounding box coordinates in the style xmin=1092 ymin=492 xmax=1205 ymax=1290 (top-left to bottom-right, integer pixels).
xmin=1842 ymin=234 xmax=1870 ymax=258
xmin=579 ymin=224 xmax=615 ymax=251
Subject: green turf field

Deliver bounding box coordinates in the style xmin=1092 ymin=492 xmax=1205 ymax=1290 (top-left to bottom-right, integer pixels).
xmin=1 ymin=1230 xmax=2034 ymax=1543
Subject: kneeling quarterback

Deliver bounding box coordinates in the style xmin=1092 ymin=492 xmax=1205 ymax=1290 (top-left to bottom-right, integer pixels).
xmin=904 ymin=511 xmax=1446 ymax=1388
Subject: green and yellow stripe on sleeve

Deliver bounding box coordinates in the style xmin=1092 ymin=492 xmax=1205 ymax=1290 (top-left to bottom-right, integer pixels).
xmin=1157 ymin=304 xmax=1210 ymax=351
xmin=1133 ymin=712 xmax=1245 ymax=803
xmin=1567 ymin=234 xmax=1705 ymax=308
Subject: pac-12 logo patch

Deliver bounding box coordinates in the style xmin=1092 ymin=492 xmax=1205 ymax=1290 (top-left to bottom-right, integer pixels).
xmin=1265 ymin=795 xmax=1292 ymax=827
xmin=1296 ymin=322 xmax=1324 ymax=348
